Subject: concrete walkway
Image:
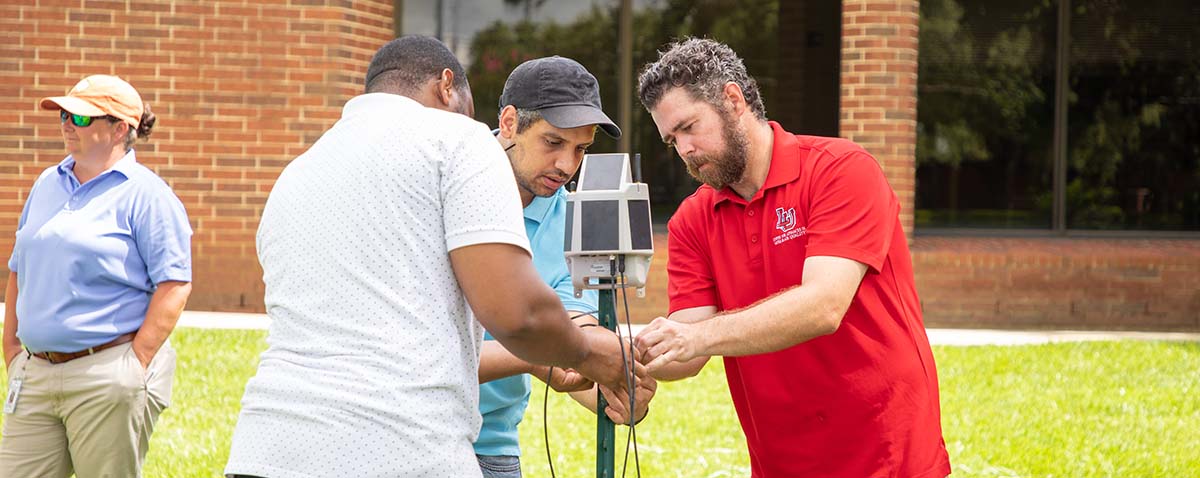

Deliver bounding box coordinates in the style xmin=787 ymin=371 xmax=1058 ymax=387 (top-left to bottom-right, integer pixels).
xmin=3 ymin=307 xmax=1196 ymax=346
xmin=171 ymin=309 xmax=1200 ymax=346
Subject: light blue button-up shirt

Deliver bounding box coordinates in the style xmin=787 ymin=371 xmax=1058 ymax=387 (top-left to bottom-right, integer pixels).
xmin=9 ymin=151 xmax=192 ymax=353
xmin=475 ymin=188 xmax=599 ymax=457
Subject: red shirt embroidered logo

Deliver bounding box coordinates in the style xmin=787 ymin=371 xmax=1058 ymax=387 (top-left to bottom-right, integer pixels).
xmin=772 ymin=207 xmax=806 ymax=245
xmin=775 ymin=207 xmax=796 ymax=232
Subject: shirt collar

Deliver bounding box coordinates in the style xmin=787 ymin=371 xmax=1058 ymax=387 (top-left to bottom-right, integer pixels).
xmin=57 ymin=149 xmax=138 ymax=181
xmin=523 ymin=188 xmax=562 ymax=224
xmin=342 ymin=92 xmax=422 ymax=118
xmin=713 ymin=121 xmax=800 ymax=207
xmin=109 ymin=150 xmax=139 ymax=177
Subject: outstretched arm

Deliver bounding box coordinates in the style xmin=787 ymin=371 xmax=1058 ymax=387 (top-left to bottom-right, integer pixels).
xmin=637 ymin=256 xmax=867 ymax=374
xmin=478 ymin=312 xmax=598 ymax=392
xmin=452 ymin=243 xmax=637 ymax=401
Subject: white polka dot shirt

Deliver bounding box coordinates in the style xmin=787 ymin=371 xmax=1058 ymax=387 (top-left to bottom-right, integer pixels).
xmin=225 ymin=93 xmax=530 ymax=478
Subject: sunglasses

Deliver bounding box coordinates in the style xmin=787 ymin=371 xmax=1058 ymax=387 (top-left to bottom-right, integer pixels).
xmin=59 ymin=110 xmax=116 ymax=128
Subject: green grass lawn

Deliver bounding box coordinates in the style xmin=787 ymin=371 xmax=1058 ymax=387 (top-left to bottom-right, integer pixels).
xmin=1 ymin=329 xmax=1197 ymax=477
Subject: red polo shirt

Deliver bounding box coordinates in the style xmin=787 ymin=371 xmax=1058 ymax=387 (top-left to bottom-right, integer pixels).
xmin=667 ymin=122 xmax=950 ymax=478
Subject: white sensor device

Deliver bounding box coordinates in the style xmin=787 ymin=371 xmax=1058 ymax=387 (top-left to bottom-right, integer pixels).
xmin=564 ymin=153 xmax=654 ymax=298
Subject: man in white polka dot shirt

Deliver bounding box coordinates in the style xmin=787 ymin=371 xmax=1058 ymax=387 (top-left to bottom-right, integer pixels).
xmin=225 ymin=36 xmax=640 ymax=478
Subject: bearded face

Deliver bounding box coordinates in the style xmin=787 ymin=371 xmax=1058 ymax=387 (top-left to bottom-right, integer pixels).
xmin=681 ymin=112 xmax=750 ymax=190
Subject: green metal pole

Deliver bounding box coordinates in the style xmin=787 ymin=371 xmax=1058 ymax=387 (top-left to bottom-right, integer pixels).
xmin=596 ymin=288 xmax=616 ymax=478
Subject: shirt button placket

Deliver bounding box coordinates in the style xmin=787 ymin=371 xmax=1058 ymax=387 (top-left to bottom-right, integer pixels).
xmin=746 ymin=204 xmax=762 ymax=261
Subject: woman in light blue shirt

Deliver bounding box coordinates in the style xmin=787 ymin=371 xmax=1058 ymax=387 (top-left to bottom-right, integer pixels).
xmin=0 ymin=75 xmax=192 ymax=478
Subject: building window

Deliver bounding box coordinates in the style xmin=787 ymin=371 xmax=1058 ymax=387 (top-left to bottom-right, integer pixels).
xmin=399 ymin=0 xmax=841 ymax=218
xmin=1066 ymin=0 xmax=1200 ymax=230
xmin=917 ymin=0 xmax=1200 ymax=232
xmin=916 ymin=0 xmax=1057 ymax=229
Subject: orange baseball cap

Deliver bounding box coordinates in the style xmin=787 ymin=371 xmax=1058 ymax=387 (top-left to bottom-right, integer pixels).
xmin=40 ymin=75 xmax=144 ymax=129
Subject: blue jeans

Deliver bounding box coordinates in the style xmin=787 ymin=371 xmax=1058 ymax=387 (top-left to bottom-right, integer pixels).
xmin=476 ymin=454 xmax=521 ymax=478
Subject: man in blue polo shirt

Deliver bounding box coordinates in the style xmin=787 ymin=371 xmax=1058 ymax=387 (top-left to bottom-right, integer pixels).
xmin=475 ymin=56 xmax=656 ymax=478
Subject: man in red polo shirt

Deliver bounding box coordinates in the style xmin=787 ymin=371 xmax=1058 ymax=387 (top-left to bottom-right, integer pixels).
xmin=633 ymin=38 xmax=951 ymax=478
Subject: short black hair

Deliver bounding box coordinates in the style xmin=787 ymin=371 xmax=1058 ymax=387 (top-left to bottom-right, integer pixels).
xmin=364 ymin=35 xmax=469 ymax=95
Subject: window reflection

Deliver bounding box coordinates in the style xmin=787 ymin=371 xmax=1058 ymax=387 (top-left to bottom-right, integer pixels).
xmin=918 ymin=0 xmax=1200 ymax=231
xmin=1066 ymin=0 xmax=1200 ymax=230
xmin=916 ymin=0 xmax=1057 ymax=228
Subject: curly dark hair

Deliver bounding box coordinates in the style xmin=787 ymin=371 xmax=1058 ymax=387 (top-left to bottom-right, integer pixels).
xmin=637 ymin=37 xmax=766 ymax=120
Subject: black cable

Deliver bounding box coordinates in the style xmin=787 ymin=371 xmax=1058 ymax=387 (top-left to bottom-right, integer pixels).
xmin=622 ymin=426 xmax=635 ymax=478
xmin=544 ymin=309 xmax=602 ymax=477
xmin=617 ymin=259 xmax=642 ymax=478
xmin=606 ymin=257 xmax=637 ymax=478
xmin=570 ymin=310 xmax=599 ymax=321
xmin=544 ymin=366 xmax=556 ymax=478
xmin=543 ymin=259 xmax=644 ymax=478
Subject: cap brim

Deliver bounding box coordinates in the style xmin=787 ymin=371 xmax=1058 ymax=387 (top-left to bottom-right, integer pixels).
xmin=540 ymin=105 xmax=622 ymax=139
xmin=40 ymin=96 xmax=106 ymax=117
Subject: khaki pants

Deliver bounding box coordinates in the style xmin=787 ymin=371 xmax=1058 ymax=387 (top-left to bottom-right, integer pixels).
xmin=0 ymin=341 xmax=175 ymax=478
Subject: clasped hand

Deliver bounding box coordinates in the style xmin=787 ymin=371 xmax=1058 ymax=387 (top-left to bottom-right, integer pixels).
xmin=634 ymin=317 xmax=703 ymax=373
xmin=572 ymin=327 xmax=656 ymax=425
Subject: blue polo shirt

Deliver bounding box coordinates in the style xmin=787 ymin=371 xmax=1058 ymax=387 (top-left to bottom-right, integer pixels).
xmin=9 ymin=151 xmax=192 ymax=353
xmin=475 ymin=188 xmax=598 ymax=457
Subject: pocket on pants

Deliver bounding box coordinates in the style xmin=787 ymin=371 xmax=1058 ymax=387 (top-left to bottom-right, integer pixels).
xmin=5 ymin=352 xmax=23 ymax=372
xmin=145 ymin=343 xmax=175 ymax=409
xmin=123 ymin=345 xmax=148 ymax=384
xmin=477 ymin=455 xmax=521 ymax=478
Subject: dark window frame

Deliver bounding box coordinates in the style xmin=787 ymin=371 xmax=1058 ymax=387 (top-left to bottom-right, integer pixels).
xmin=916 ymin=0 xmax=1200 ymax=237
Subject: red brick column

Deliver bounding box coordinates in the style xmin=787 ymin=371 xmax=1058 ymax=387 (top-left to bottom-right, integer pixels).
xmin=839 ymin=0 xmax=919 ymax=237
xmin=0 ymin=0 xmax=393 ymax=312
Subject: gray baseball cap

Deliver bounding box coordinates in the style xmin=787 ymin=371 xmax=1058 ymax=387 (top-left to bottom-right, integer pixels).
xmin=498 ymin=56 xmax=621 ymax=138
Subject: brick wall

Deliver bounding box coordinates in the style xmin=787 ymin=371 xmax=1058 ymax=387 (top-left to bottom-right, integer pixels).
xmin=0 ymin=0 xmax=394 ymax=311
xmin=913 ymin=237 xmax=1200 ymax=330
xmin=839 ymin=0 xmax=919 ymax=236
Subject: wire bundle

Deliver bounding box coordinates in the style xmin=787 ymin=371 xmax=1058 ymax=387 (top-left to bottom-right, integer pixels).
xmin=543 ymin=255 xmax=643 ymax=478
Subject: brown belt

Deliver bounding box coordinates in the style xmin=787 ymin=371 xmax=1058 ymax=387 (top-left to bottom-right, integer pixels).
xmin=30 ymin=332 xmax=137 ymax=364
